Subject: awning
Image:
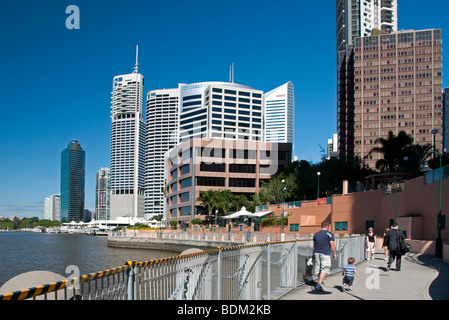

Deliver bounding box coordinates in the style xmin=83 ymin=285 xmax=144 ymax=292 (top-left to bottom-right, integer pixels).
xmin=222 ymin=206 xmax=257 ymax=220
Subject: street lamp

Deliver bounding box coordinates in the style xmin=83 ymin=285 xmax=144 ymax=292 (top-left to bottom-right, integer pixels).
xmin=317 ymin=172 xmax=321 ymax=199
xmin=420 ymin=150 xmax=444 ymax=259
xmin=281 ymin=179 xmax=285 ymax=241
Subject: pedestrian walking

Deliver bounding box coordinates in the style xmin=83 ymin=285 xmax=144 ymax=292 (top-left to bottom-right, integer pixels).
xmin=366 ymin=227 xmax=377 ymax=260
xmin=313 ymin=221 xmax=337 ymax=291
xmin=384 ymin=222 xmax=405 ymax=271
xmin=382 ymin=228 xmax=390 ymax=261
xmin=342 ymin=257 xmax=359 ymax=291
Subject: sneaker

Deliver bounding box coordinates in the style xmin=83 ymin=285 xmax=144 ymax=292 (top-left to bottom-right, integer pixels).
xmin=315 ymin=284 xmax=325 ymax=291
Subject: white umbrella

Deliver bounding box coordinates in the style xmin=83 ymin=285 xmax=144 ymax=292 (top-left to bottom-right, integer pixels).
xmin=222 ymin=206 xmax=257 ymax=219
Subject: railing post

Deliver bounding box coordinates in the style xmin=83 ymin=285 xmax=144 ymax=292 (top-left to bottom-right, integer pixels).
xmin=217 ymin=247 xmax=222 ymax=300
xmin=267 ymin=242 xmax=271 ymax=300
xmin=126 ymin=261 xmax=137 ymax=300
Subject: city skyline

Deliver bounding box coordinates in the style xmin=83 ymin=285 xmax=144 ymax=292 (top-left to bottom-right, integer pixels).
xmin=1 ymin=0 xmax=449 ymax=218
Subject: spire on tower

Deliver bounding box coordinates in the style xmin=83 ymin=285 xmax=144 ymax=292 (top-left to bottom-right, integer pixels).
xmin=133 ymin=45 xmax=139 ymax=73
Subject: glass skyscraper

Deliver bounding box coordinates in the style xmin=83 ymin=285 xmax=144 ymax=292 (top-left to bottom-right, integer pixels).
xmin=60 ymin=140 xmax=85 ymax=222
xmin=95 ymin=167 xmax=111 ymax=220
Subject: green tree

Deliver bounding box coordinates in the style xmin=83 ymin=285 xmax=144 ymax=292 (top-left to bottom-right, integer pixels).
xmin=368 ymin=130 xmax=413 ymax=172
xmin=257 ymin=173 xmax=296 ymax=205
xmin=197 ymin=190 xmax=219 ymax=217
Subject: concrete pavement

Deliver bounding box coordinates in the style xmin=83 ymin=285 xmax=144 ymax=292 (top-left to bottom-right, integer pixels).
xmin=281 ymin=250 xmax=449 ymax=300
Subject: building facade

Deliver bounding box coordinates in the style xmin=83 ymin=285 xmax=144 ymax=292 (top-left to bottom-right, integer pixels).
xmin=178 ymin=82 xmax=264 ymax=143
xmin=44 ymin=194 xmax=60 ymax=221
xmin=145 ymin=88 xmax=179 ymax=218
xmin=60 ymin=140 xmax=85 ymax=222
xmin=443 ymin=88 xmax=449 ymax=153
xmin=264 ymin=81 xmax=295 ymax=144
xmin=337 ymin=0 xmax=398 ymax=55
xmin=110 ymin=65 xmax=145 ymax=219
xmin=165 ymin=138 xmax=292 ymax=226
xmin=338 ymin=29 xmax=444 ymax=168
xmin=95 ymin=167 xmax=111 ymax=220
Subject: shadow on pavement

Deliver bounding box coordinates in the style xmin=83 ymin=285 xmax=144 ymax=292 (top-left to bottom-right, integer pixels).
xmin=417 ymin=255 xmax=449 ymax=300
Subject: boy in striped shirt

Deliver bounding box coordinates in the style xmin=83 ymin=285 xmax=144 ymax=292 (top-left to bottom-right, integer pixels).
xmin=342 ymin=257 xmax=359 ymax=291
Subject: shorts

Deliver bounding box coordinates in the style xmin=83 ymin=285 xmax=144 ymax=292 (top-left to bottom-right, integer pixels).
xmin=314 ymin=253 xmax=331 ymax=275
xmin=366 ymin=242 xmax=375 ymax=254
xmin=343 ymin=276 xmax=354 ymax=286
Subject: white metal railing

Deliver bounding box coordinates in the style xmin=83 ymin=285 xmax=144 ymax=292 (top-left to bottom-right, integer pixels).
xmin=0 ymin=236 xmax=365 ymax=301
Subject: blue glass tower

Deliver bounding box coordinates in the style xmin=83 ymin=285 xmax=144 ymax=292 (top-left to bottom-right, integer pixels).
xmin=60 ymin=140 xmax=85 ymax=222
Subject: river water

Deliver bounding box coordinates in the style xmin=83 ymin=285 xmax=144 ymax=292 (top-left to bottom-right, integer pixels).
xmin=0 ymin=231 xmax=176 ymax=288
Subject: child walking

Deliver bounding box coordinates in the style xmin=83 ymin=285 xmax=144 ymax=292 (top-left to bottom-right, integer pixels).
xmin=342 ymin=257 xmax=359 ymax=291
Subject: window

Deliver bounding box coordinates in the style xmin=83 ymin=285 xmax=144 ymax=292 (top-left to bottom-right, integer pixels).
xmin=334 ymin=221 xmax=348 ymax=231
xmin=181 ymin=192 xmax=190 ymax=203
xmin=290 ymin=224 xmax=299 ymax=232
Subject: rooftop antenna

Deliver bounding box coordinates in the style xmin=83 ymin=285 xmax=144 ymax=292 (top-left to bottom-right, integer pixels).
xmin=133 ymin=45 xmax=139 ymax=73
xmin=229 ymin=63 xmax=235 ymax=83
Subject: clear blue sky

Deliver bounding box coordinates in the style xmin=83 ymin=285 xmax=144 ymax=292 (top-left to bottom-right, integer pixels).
xmin=1 ymin=0 xmax=448 ymax=218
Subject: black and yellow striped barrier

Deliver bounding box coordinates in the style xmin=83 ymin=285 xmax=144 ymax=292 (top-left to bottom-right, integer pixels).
xmin=0 ymin=280 xmax=68 ymax=301
xmin=0 ymin=240 xmax=305 ymax=300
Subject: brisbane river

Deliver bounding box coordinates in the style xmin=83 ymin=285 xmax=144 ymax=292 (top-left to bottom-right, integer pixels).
xmin=0 ymin=231 xmax=176 ymax=288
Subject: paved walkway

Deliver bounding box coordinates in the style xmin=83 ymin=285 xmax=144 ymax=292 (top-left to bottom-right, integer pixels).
xmin=281 ymin=251 xmax=449 ymax=300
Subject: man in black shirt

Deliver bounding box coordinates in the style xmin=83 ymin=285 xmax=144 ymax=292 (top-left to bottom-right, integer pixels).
xmin=384 ymin=222 xmax=405 ymax=271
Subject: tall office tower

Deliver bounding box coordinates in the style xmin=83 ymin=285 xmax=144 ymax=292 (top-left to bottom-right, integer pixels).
xmin=264 ymin=82 xmax=295 ymax=144
xmin=338 ymin=29 xmax=444 ymax=168
xmin=337 ymin=0 xmax=398 ymax=55
xmin=60 ymin=140 xmax=85 ymax=222
xmin=178 ymin=82 xmax=264 ymax=142
xmin=95 ymin=167 xmax=111 ymax=220
xmin=44 ymin=194 xmax=61 ymax=221
xmin=443 ymin=88 xmax=449 ymax=153
xmin=110 ymin=48 xmax=145 ymax=219
xmin=145 ymin=88 xmax=179 ymax=218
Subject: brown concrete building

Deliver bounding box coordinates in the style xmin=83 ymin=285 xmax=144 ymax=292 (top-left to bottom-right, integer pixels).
xmin=338 ymin=29 xmax=444 ymax=168
xmin=165 ymin=138 xmax=292 ymax=226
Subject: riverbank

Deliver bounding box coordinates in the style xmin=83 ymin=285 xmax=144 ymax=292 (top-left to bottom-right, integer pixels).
xmin=108 ymin=235 xmax=245 ymax=253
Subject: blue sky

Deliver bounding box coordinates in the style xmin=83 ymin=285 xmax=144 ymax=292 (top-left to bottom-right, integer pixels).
xmin=1 ymin=0 xmax=448 ymax=218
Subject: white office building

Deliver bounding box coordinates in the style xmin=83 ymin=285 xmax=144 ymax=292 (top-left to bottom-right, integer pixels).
xmin=178 ymin=82 xmax=264 ymax=142
xmin=145 ymin=88 xmax=179 ymax=218
xmin=44 ymin=194 xmax=61 ymax=221
xmin=264 ymin=81 xmax=294 ymax=144
xmin=337 ymin=0 xmax=398 ymax=54
xmin=110 ymin=51 xmax=145 ymax=219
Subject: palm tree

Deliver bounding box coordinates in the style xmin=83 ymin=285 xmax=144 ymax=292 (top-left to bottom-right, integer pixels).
xmin=368 ymin=131 xmax=413 ymax=172
xmin=197 ymin=190 xmax=218 ymax=217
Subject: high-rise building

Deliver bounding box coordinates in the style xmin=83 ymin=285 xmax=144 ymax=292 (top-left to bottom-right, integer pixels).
xmin=337 ymin=0 xmax=398 ymax=55
xmin=44 ymin=194 xmax=60 ymax=221
xmin=95 ymin=167 xmax=111 ymax=220
xmin=443 ymin=88 xmax=449 ymax=153
xmin=264 ymin=82 xmax=295 ymax=144
xmin=60 ymin=140 xmax=85 ymax=222
xmin=178 ymin=82 xmax=264 ymax=143
xmin=110 ymin=48 xmax=145 ymax=219
xmin=338 ymin=29 xmax=444 ymax=168
xmin=145 ymin=88 xmax=179 ymax=218
xmin=165 ymin=138 xmax=292 ymax=225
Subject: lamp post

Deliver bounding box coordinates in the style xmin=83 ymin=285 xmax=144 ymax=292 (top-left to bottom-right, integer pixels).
xmin=317 ymin=172 xmax=321 ymax=200
xmin=281 ymin=179 xmax=285 ymax=241
xmin=420 ymin=150 xmax=443 ymax=259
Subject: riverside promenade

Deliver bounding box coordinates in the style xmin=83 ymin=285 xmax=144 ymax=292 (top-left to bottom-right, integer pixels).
xmin=281 ymin=250 xmax=449 ymax=300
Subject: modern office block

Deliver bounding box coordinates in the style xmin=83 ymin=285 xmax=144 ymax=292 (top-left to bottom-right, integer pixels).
xmin=264 ymin=81 xmax=294 ymax=144
xmin=44 ymin=194 xmax=60 ymax=221
xmin=95 ymin=167 xmax=111 ymax=220
xmin=443 ymin=88 xmax=449 ymax=153
xmin=178 ymin=82 xmax=264 ymax=143
xmin=337 ymin=0 xmax=398 ymax=55
xmin=145 ymin=88 xmax=179 ymax=218
xmin=60 ymin=140 xmax=85 ymax=222
xmin=338 ymin=29 xmax=444 ymax=168
xmin=110 ymin=50 xmax=145 ymax=219
xmin=165 ymin=138 xmax=292 ymax=225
